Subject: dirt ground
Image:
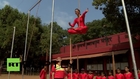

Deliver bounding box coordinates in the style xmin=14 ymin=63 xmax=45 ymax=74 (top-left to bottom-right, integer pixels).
xmin=0 ymin=74 xmax=42 ymax=79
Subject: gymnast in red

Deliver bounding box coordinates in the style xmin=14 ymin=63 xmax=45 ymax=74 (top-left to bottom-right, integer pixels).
xmin=115 ymin=68 xmax=124 ymax=79
xmin=108 ymin=71 xmax=114 ymax=79
xmin=79 ymin=68 xmax=87 ymax=79
xmin=67 ymin=70 xmax=74 ymax=79
xmin=73 ymin=69 xmax=79 ymax=79
xmin=138 ymin=69 xmax=140 ymax=79
xmin=68 ymin=8 xmax=88 ymax=34
xmin=124 ymin=66 xmax=134 ymax=79
xmin=40 ymin=65 xmax=47 ymax=79
xmin=101 ymin=72 xmax=106 ymax=79
xmin=96 ymin=72 xmax=102 ymax=79
xmin=87 ymin=71 xmax=94 ymax=79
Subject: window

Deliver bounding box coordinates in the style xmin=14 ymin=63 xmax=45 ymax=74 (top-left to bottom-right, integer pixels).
xmin=87 ymin=58 xmax=103 ymax=70
xmin=106 ymin=54 xmax=128 ymax=70
xmin=87 ymin=64 xmax=103 ymax=70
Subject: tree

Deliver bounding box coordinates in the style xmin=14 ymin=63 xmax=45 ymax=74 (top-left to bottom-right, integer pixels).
xmin=92 ymin=0 xmax=140 ymax=35
xmin=40 ymin=22 xmax=69 ymax=54
xmin=0 ymin=6 xmax=44 ymax=60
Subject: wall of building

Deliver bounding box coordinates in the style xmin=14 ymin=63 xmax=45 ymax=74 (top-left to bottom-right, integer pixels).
xmin=52 ymin=32 xmax=140 ymax=59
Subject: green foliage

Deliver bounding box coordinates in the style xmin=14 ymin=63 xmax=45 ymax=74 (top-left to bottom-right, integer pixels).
xmin=92 ymin=0 xmax=140 ymax=34
xmin=0 ymin=5 xmax=68 ymax=60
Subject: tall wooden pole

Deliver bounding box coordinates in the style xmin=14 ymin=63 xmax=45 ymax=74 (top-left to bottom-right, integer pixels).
xmin=77 ymin=55 xmax=79 ymax=72
xmin=112 ymin=52 xmax=116 ymax=76
xmin=70 ymin=36 xmax=73 ymax=79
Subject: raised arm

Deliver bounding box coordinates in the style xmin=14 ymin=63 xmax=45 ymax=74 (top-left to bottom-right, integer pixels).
xmin=81 ymin=8 xmax=88 ymax=17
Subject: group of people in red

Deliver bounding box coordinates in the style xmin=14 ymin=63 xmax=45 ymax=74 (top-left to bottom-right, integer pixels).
xmin=63 ymin=67 xmax=140 ymax=79
xmin=67 ymin=8 xmax=88 ymax=34
xmin=39 ymin=57 xmax=140 ymax=79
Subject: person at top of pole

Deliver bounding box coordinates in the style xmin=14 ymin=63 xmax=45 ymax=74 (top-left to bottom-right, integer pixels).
xmin=68 ymin=8 xmax=88 ymax=34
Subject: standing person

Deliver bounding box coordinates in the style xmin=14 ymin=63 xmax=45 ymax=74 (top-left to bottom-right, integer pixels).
xmin=124 ymin=66 xmax=133 ymax=79
xmin=40 ymin=65 xmax=47 ymax=79
xmin=50 ymin=63 xmax=55 ymax=79
xmin=108 ymin=71 xmax=114 ymax=79
xmin=67 ymin=69 xmax=74 ymax=79
xmin=79 ymin=68 xmax=87 ymax=79
xmin=138 ymin=69 xmax=140 ymax=79
xmin=115 ymin=68 xmax=124 ymax=79
xmin=73 ymin=69 xmax=79 ymax=79
xmin=51 ymin=57 xmax=67 ymax=79
xmin=87 ymin=71 xmax=94 ymax=79
xmin=101 ymin=72 xmax=106 ymax=79
xmin=68 ymin=8 xmax=88 ymax=34
xmin=96 ymin=72 xmax=101 ymax=79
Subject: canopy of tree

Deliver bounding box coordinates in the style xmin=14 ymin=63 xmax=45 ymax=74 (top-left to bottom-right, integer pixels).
xmin=0 ymin=5 xmax=69 ymax=60
xmin=92 ymin=0 xmax=140 ymax=35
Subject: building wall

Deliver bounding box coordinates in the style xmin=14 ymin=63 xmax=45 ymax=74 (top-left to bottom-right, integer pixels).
xmin=61 ymin=50 xmax=140 ymax=74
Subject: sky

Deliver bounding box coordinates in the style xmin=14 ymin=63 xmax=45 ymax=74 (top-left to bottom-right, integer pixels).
xmin=0 ymin=0 xmax=104 ymax=29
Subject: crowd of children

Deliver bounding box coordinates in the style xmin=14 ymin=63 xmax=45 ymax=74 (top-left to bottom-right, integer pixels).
xmin=65 ymin=66 xmax=140 ymax=79
xmin=39 ymin=57 xmax=140 ymax=79
xmin=39 ymin=65 xmax=140 ymax=79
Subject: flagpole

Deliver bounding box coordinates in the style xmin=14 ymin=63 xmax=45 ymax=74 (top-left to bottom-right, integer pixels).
xmin=49 ymin=0 xmax=55 ymax=78
xmin=121 ymin=0 xmax=138 ymax=79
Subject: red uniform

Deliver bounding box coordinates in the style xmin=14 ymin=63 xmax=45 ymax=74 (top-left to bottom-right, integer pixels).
xmin=40 ymin=69 xmax=46 ymax=79
xmin=67 ymin=73 xmax=74 ymax=79
xmin=101 ymin=76 xmax=106 ymax=79
xmin=138 ymin=73 xmax=140 ymax=79
xmin=79 ymin=73 xmax=87 ymax=79
xmin=96 ymin=76 xmax=102 ymax=79
xmin=108 ymin=76 xmax=114 ymax=79
xmin=68 ymin=11 xmax=88 ymax=34
xmin=50 ymin=65 xmax=55 ymax=79
xmin=115 ymin=73 xmax=124 ymax=79
xmin=51 ymin=64 xmax=65 ymax=79
xmin=87 ymin=74 xmax=94 ymax=79
xmin=73 ymin=73 xmax=79 ymax=79
xmin=124 ymin=72 xmax=133 ymax=79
